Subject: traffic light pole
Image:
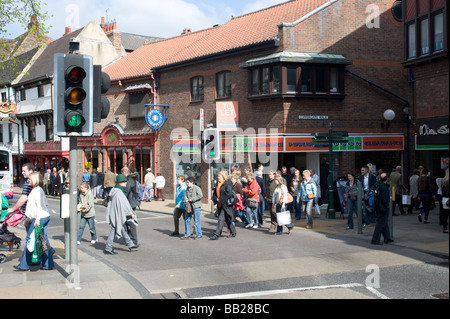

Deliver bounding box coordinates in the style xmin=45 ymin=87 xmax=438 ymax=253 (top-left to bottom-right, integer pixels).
xmin=69 ymin=136 xmax=80 ymax=287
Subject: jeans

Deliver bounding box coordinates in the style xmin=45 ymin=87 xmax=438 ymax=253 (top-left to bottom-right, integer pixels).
xmin=258 ymin=194 xmax=265 ymax=225
xmin=302 ymin=200 xmax=314 ymax=227
xmin=144 ymin=185 xmax=153 ymax=200
xmin=77 ymin=216 xmax=97 ymax=242
xmin=276 ymin=204 xmax=294 ymax=234
xmin=347 ymin=198 xmax=357 ymax=229
xmin=246 ymin=205 xmax=259 ymax=226
xmin=293 ymin=196 xmax=302 ymax=219
xmin=105 ymin=223 xmax=135 ymax=252
xmin=418 ymin=193 xmax=432 ymax=221
xmin=18 ymin=216 xmax=54 ymax=270
xmin=236 ymin=209 xmax=248 ymax=224
xmin=184 ymin=207 xmax=202 ymax=237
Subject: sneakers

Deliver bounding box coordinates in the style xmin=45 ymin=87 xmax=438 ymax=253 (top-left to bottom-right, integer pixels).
xmin=91 ymin=239 xmax=97 ymax=244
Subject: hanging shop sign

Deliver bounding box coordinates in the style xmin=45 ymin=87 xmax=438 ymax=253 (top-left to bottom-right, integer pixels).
xmin=145 ymin=104 xmax=169 ymax=130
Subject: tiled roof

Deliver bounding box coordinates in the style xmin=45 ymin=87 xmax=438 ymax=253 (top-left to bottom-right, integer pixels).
xmin=104 ymin=0 xmax=331 ymax=81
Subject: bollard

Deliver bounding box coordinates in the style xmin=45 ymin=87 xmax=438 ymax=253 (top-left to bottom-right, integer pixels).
xmin=357 ymin=180 xmax=363 ymax=234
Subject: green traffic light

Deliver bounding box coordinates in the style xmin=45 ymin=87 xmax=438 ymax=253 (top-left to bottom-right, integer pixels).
xmin=68 ymin=114 xmax=83 ymax=127
xmin=209 ymin=151 xmax=215 ymax=157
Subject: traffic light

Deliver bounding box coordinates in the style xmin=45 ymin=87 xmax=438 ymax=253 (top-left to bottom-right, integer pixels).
xmin=93 ymin=65 xmax=111 ymax=122
xmin=203 ymin=128 xmax=221 ymax=162
xmin=53 ymin=53 xmax=93 ymax=137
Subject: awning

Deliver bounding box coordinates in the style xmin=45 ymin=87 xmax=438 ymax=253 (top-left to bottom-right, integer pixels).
xmin=240 ymin=51 xmax=352 ymax=68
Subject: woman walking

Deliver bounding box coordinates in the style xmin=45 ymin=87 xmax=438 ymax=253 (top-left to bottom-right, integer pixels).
xmin=183 ymin=177 xmax=203 ymax=239
xmin=272 ymin=176 xmax=294 ymax=235
xmin=210 ymin=170 xmax=236 ymax=240
xmin=299 ymin=170 xmax=317 ymax=229
xmin=14 ymin=172 xmax=54 ymax=271
xmin=345 ymin=173 xmax=358 ymax=230
xmin=243 ymin=172 xmax=261 ymax=229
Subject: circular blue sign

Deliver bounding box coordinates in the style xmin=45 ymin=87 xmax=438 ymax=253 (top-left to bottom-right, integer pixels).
xmin=147 ymin=109 xmax=164 ymax=129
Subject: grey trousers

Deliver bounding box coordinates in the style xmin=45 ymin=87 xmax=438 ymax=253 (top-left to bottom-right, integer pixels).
xmin=105 ymin=223 xmax=135 ymax=252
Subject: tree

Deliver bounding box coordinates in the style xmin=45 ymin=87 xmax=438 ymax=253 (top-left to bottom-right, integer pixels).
xmin=1 ymin=0 xmax=50 ymax=70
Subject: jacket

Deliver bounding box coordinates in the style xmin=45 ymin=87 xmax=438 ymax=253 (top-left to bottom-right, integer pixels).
xmin=126 ymin=173 xmax=140 ymax=209
xmin=185 ymin=184 xmax=203 ymax=209
xmin=104 ymin=171 xmax=116 ymax=188
xmin=106 ymin=188 xmax=134 ymax=237
xmin=25 ymin=186 xmax=50 ymax=225
xmin=79 ymin=188 xmax=95 ymax=218
xmin=359 ymin=173 xmax=377 ymax=191
xmin=299 ymin=178 xmax=317 ymax=202
xmin=213 ymin=180 xmax=234 ymax=206
xmin=243 ymin=179 xmax=261 ymax=201
xmin=175 ymin=182 xmax=188 ymax=209
xmin=377 ymin=181 xmax=390 ymax=215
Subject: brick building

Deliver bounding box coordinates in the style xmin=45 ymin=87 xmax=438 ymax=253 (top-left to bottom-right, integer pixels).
xmin=401 ymin=0 xmax=449 ymax=177
xmin=103 ymin=0 xmax=414 ymax=200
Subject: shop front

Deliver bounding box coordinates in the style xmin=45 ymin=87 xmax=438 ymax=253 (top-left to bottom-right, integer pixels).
xmin=415 ymin=117 xmax=449 ymax=177
xmin=78 ymin=123 xmax=155 ymax=183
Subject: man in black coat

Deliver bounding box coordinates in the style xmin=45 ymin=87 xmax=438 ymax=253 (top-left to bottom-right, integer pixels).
xmin=371 ymin=173 xmax=393 ymax=245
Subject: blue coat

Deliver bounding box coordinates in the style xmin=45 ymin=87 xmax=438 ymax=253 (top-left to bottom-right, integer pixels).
xmin=175 ymin=182 xmax=188 ymax=209
xmin=299 ymin=179 xmax=317 ymax=202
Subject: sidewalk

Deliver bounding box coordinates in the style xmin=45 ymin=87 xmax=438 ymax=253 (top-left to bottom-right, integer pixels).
xmin=1 ymin=189 xmax=448 ymax=299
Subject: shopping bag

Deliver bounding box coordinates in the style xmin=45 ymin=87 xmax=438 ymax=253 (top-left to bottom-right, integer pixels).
xmin=32 ymin=225 xmax=44 ymax=263
xmin=402 ymin=194 xmax=412 ymax=205
xmin=276 ymin=209 xmax=291 ymax=226
xmin=443 ymin=197 xmax=449 ymax=210
xmin=26 ymin=228 xmax=36 ymax=253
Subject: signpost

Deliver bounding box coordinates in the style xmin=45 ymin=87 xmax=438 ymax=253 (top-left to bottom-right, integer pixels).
xmin=312 ymin=122 xmax=348 ymax=219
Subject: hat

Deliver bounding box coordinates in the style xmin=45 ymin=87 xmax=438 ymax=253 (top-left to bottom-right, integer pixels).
xmin=116 ymin=174 xmax=127 ymax=183
xmin=146 ymin=168 xmax=152 ymax=172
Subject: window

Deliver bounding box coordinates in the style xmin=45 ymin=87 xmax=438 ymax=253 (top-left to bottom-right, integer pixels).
xmin=20 ymin=89 xmax=26 ymax=101
xmin=216 ymin=71 xmax=231 ymax=99
xmin=434 ymin=12 xmax=444 ymax=51
xmin=129 ymin=92 xmax=147 ymax=118
xmin=46 ymin=116 xmax=54 ymax=141
xmin=1 ymin=92 xmax=6 ymax=102
xmin=251 ymin=69 xmax=259 ymax=95
xmin=272 ymin=66 xmax=280 ymax=93
xmin=37 ymin=85 xmax=44 ymax=98
xmin=286 ymin=67 xmax=297 ymax=92
xmin=403 ymin=0 xmax=446 ymax=64
xmin=408 ymin=23 xmax=416 ymax=58
xmin=190 ymin=76 xmax=204 ymax=102
xmin=28 ymin=118 xmax=36 ymax=142
xmin=262 ymin=67 xmax=270 ymax=95
xmin=248 ymin=64 xmax=345 ymax=98
xmin=301 ymin=66 xmax=311 ymax=92
xmin=420 ymin=18 xmax=429 ymax=54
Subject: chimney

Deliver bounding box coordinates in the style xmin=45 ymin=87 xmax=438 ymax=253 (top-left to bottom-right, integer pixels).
xmin=64 ymin=27 xmax=71 ymax=36
xmin=28 ymin=14 xmax=39 ymax=31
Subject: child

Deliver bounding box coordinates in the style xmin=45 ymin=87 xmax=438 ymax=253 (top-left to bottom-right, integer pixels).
xmin=77 ymin=182 xmax=97 ymax=244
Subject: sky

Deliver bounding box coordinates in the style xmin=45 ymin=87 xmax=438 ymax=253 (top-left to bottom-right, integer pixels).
xmin=7 ymin=0 xmax=288 ymax=40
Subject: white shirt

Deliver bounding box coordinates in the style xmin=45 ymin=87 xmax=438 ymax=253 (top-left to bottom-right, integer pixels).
xmin=25 ymin=186 xmax=50 ymax=224
xmin=154 ymin=175 xmax=165 ymax=188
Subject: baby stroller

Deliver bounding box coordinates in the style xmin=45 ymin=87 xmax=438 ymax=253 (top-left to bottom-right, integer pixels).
xmin=0 ymin=211 xmax=23 ymax=263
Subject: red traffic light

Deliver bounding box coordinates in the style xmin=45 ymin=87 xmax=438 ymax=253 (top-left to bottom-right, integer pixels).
xmin=66 ymin=66 xmax=86 ymax=83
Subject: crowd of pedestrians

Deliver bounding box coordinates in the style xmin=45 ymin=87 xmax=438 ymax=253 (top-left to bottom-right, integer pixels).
xmin=6 ymin=160 xmax=448 ymax=268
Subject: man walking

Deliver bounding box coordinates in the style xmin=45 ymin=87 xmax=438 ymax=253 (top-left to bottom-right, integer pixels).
xmin=390 ymin=165 xmax=406 ymax=215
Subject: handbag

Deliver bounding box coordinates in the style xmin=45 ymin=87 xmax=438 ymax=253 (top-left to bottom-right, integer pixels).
xmin=280 ymin=192 xmax=294 ymax=204
xmin=246 ymin=198 xmax=258 ymax=208
xmin=39 ymin=228 xmax=51 ymax=252
xmin=307 ymin=193 xmax=314 ymax=199
xmin=226 ymin=192 xmax=239 ymax=206
xmin=443 ymin=197 xmax=449 ymax=210
xmin=402 ymin=194 xmax=412 ymax=205
xmin=5 ymin=210 xmax=25 ymax=227
xmin=276 ymin=209 xmax=291 ymax=226
xmin=185 ymin=200 xmax=192 ymax=213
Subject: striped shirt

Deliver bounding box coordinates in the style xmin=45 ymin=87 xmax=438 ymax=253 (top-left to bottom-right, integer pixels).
xmin=20 ymin=180 xmax=33 ymax=214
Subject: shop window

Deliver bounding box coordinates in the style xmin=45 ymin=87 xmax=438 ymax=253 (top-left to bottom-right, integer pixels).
xmin=190 ymin=76 xmax=204 ymax=102
xmin=216 ymin=71 xmax=231 ymax=99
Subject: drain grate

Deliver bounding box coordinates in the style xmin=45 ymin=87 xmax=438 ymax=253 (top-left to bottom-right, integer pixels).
xmin=432 ymin=292 xmax=449 ymax=299
xmin=151 ymin=292 xmax=182 ymax=299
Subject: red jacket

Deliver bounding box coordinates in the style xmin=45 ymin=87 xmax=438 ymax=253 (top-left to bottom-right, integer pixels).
xmin=243 ymin=180 xmax=260 ymax=202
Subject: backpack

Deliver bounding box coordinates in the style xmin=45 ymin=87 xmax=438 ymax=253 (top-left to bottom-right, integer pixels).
xmin=135 ymin=181 xmax=144 ymax=202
